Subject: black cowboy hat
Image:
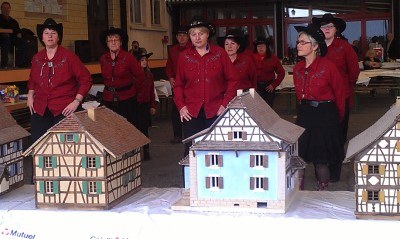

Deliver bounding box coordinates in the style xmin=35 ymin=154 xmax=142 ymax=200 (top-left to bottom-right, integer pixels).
xmin=312 ymin=13 xmax=346 ymax=33
xmin=133 ymin=48 xmax=153 ymax=61
xmin=295 ymin=23 xmax=327 ymax=57
xmin=99 ymin=27 xmax=129 ymax=49
xmin=187 ymin=15 xmax=215 ymax=36
xmin=173 ymin=25 xmax=189 ymax=35
xmin=253 ymin=36 xmax=272 ymax=47
xmin=36 ymin=18 xmax=63 ymax=45
xmin=217 ymin=28 xmax=246 ymax=53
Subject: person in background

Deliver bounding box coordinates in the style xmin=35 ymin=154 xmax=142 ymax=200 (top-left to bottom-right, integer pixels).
xmin=0 ymin=1 xmax=21 ymax=68
xmin=165 ymin=26 xmax=192 ymax=144
xmin=363 ymin=49 xmax=382 ymax=70
xmin=253 ymin=36 xmax=285 ymax=107
xmin=386 ymin=32 xmax=399 ymax=62
xmin=312 ymin=13 xmax=360 ymax=183
xmin=293 ymin=24 xmax=346 ymax=191
xmin=220 ymin=28 xmax=256 ymax=91
xmin=129 ymin=40 xmax=141 ymax=55
xmin=99 ymin=27 xmax=146 ymax=128
xmin=133 ymin=48 xmax=157 ymax=161
xmin=173 ymin=15 xmax=239 ymax=161
xmin=27 ymin=18 xmax=92 ymax=144
xmin=352 ymin=40 xmax=361 ymax=60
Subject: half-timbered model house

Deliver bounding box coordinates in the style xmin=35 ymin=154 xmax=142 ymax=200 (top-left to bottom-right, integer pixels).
xmin=23 ymin=106 xmax=150 ymax=210
xmin=173 ymin=90 xmax=306 ymax=213
xmin=0 ymin=104 xmax=30 ymax=195
xmin=346 ymin=98 xmax=400 ymax=219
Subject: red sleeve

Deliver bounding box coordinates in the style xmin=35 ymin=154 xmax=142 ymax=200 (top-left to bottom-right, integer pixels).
xmin=329 ymin=62 xmax=346 ymax=121
xmin=271 ymin=55 xmax=286 ymax=89
xmin=173 ymin=53 xmax=186 ymax=111
xmin=129 ymin=55 xmax=147 ymax=94
xmin=165 ymin=46 xmax=174 ymax=79
xmin=345 ymin=43 xmax=360 ymax=85
xmin=221 ymin=50 xmax=240 ymax=107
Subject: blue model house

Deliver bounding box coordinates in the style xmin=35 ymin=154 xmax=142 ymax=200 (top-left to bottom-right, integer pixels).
xmin=175 ymin=89 xmax=306 ymax=213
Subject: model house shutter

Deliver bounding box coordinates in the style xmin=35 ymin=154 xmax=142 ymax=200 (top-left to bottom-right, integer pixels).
xmin=361 ymin=190 xmax=367 ymax=202
xmin=242 ymin=131 xmax=247 ymax=140
xmin=205 ymin=177 xmax=210 ymax=188
xmin=397 ymin=165 xmax=400 ymax=177
xmin=96 ymin=181 xmax=102 ymax=194
xmin=60 ymin=134 xmax=65 ymax=142
xmin=397 ymin=140 xmax=400 ymax=152
xmin=95 ymin=156 xmax=101 ymax=168
xmin=379 ymin=191 xmax=385 ymax=202
xmin=205 ymin=155 xmax=210 ymax=167
xmin=38 ymin=156 xmax=44 ymax=168
xmin=53 ymin=181 xmax=59 ymax=194
xmin=218 ymin=177 xmax=224 ymax=189
xmin=250 ymin=177 xmax=255 ymax=190
xmin=39 ymin=181 xmax=45 ymax=194
xmin=397 ymin=191 xmax=400 ymax=203
xmin=82 ymin=181 xmax=88 ymax=194
xmin=51 ymin=156 xmax=57 ymax=168
xmin=362 ymin=164 xmax=368 ymax=175
xmin=379 ymin=165 xmax=385 ymax=175
xmin=73 ymin=134 xmax=79 ymax=143
xmin=263 ymin=155 xmax=269 ymax=168
xmin=263 ymin=177 xmax=268 ymax=190
xmin=81 ymin=156 xmax=87 ymax=168
xmin=250 ymin=155 xmax=255 ymax=167
xmin=218 ymin=155 xmax=223 ymax=167
xmin=228 ymin=132 xmax=233 ymax=140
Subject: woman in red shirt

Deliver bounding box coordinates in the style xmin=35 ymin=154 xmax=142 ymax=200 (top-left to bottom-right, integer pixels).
xmin=174 ymin=16 xmax=239 ymax=160
xmin=28 ymin=18 xmax=92 ymax=144
xmin=293 ymin=24 xmax=346 ymax=191
xmin=99 ymin=27 xmax=146 ymax=128
xmin=133 ymin=48 xmax=157 ymax=161
xmin=253 ymin=37 xmax=285 ymax=107
xmin=220 ymin=28 xmax=256 ymax=91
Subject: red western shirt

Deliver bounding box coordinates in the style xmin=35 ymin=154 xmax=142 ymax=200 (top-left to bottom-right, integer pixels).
xmin=293 ymin=57 xmax=346 ymax=120
xmin=253 ymin=53 xmax=285 ymax=89
xmin=28 ymin=46 xmax=92 ymax=117
xmin=100 ymin=49 xmax=146 ymax=102
xmin=325 ymin=37 xmax=360 ymax=107
xmin=165 ymin=41 xmax=192 ymax=79
xmin=174 ymin=43 xmax=239 ymax=119
xmin=137 ymin=69 xmax=157 ymax=109
xmin=233 ymin=53 xmax=257 ymax=91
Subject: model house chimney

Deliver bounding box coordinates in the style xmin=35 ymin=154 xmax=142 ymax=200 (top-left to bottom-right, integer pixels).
xmin=249 ymin=88 xmax=255 ymax=98
xmin=88 ymin=108 xmax=96 ymax=121
xmin=237 ymin=89 xmax=243 ymax=96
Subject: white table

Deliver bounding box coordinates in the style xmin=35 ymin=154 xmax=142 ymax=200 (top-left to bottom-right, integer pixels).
xmin=0 ymin=185 xmax=397 ymax=239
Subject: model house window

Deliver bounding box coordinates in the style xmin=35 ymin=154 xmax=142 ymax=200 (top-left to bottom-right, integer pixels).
xmin=250 ymin=177 xmax=268 ymax=190
xmin=8 ymin=163 xmax=19 ymax=176
xmin=205 ymin=154 xmax=223 ymax=167
xmin=81 ymin=156 xmax=100 ymax=169
xmin=130 ymin=0 xmax=142 ymax=23
xmin=250 ymin=155 xmax=268 ymax=168
xmin=46 ymin=181 xmax=55 ymax=194
xmin=205 ymin=176 xmax=223 ymax=189
xmin=228 ymin=131 xmax=247 ymax=140
xmin=368 ymin=165 xmax=380 ymax=174
xmin=59 ymin=133 xmax=78 ymax=143
xmin=151 ymin=0 xmax=161 ymax=25
xmin=89 ymin=181 xmax=97 ymax=194
xmin=66 ymin=134 xmax=74 ymax=142
xmin=368 ymin=190 xmax=380 ymax=201
xmin=38 ymin=156 xmax=57 ymax=169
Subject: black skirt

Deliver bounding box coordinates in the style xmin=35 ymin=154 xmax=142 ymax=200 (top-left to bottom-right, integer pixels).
xmin=295 ymin=102 xmax=344 ymax=165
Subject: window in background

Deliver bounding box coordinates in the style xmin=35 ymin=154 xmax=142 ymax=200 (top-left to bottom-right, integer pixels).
xmin=151 ymin=0 xmax=161 ymax=25
xmin=130 ymin=0 xmax=142 ymax=24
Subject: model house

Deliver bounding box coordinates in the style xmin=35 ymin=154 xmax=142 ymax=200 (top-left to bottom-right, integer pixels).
xmin=174 ymin=90 xmax=306 ymax=213
xmin=346 ymin=97 xmax=400 ymax=219
xmin=0 ymin=103 xmax=30 ymax=195
xmin=23 ymin=106 xmax=150 ymax=210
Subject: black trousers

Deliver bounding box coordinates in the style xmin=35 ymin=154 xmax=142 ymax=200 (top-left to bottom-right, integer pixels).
xmin=103 ymin=96 xmax=139 ymax=128
xmin=171 ymin=99 xmax=182 ymax=139
xmin=256 ymin=82 xmax=275 ymax=107
xmin=30 ymin=108 xmax=66 ymax=146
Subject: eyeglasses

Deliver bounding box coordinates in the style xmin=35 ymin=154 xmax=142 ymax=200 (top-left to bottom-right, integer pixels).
xmin=107 ymin=39 xmax=120 ymax=43
xmin=320 ymin=24 xmax=335 ymax=29
xmin=296 ymin=40 xmax=312 ymax=46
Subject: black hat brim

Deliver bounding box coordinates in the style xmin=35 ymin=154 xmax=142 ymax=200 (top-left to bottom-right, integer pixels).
xmin=312 ymin=16 xmax=346 ymax=33
xmin=295 ymin=25 xmax=327 ymax=57
xmin=36 ymin=23 xmax=63 ymax=45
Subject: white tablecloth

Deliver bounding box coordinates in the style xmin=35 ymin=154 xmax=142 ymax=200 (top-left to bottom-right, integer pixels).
xmin=0 ymin=186 xmax=397 ymax=239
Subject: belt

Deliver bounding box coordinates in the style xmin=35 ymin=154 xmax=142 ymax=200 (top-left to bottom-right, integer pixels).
xmin=299 ymin=99 xmax=332 ymax=107
xmin=104 ymin=83 xmax=133 ymax=92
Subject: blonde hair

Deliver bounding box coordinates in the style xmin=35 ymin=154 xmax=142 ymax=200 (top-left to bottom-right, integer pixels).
xmin=188 ymin=26 xmax=209 ymax=35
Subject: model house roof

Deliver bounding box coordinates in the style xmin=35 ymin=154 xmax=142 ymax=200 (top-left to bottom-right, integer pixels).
xmin=0 ymin=103 xmax=30 ymax=145
xmin=346 ymin=100 xmax=400 ymax=160
xmin=24 ymin=106 xmax=150 ymax=158
xmin=185 ymin=90 xmax=304 ymax=147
